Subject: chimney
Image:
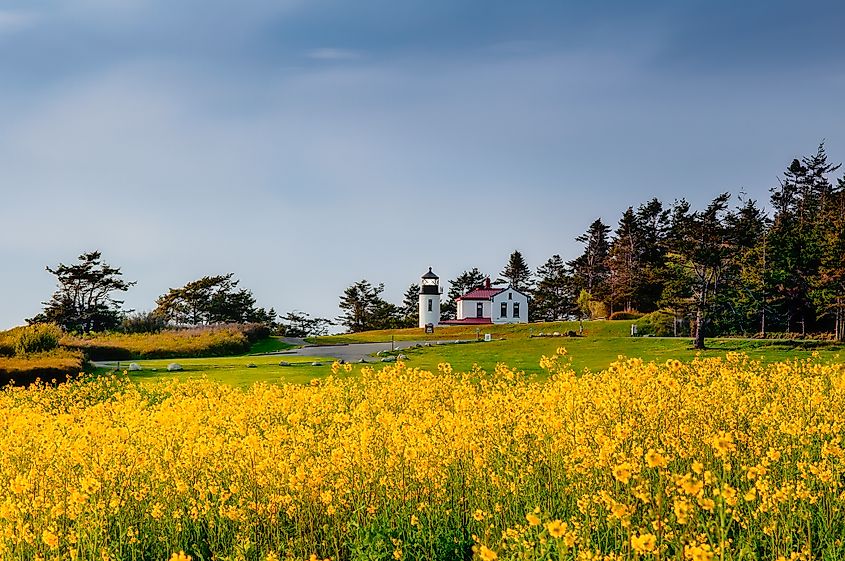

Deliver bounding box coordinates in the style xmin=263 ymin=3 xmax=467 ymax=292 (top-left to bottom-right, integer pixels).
xmin=484 ymin=277 xmax=491 ymax=289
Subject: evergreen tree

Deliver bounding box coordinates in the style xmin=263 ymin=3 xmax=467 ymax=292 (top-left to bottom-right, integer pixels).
xmin=497 ymin=250 xmax=533 ymax=292
xmin=442 ymin=268 xmax=487 ymax=320
xmin=400 ymin=284 xmax=421 ymax=327
xmin=279 ymin=311 xmax=332 ymax=338
xmin=665 ymin=194 xmax=735 ymax=349
xmin=532 ymin=255 xmax=572 ymax=321
xmin=568 ymin=219 xmax=611 ymax=302
xmin=814 ymin=173 xmax=845 ymax=339
xmin=155 ymin=274 xmax=265 ymax=325
xmin=722 ymin=198 xmax=769 ymax=335
xmin=31 ymin=251 xmax=135 ymax=333
xmin=767 ymin=144 xmax=840 ymax=333
xmin=337 ymin=280 xmax=384 ymax=333
xmin=607 ymin=208 xmax=640 ymax=313
xmin=634 ymin=198 xmax=670 ymax=312
xmin=337 ymin=280 xmax=401 ymax=332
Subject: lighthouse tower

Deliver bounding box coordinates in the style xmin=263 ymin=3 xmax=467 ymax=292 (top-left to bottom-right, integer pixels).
xmin=418 ymin=267 xmax=442 ymax=328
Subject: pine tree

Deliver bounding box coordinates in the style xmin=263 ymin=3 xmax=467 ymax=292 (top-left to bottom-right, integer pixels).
xmin=400 ymin=284 xmax=420 ymax=327
xmin=442 ymin=268 xmax=487 ymax=320
xmin=634 ymin=199 xmax=670 ymax=312
xmin=665 ymin=194 xmax=734 ymax=349
xmin=768 ymin=144 xmax=840 ymax=333
xmin=337 ymin=280 xmax=389 ymax=333
xmin=498 ymin=250 xmax=533 ymax=292
xmin=532 ymin=255 xmax=572 ymax=321
xmin=607 ymin=208 xmax=639 ymax=313
xmin=568 ymin=219 xmax=611 ymax=301
xmin=31 ymin=251 xmax=135 ymax=333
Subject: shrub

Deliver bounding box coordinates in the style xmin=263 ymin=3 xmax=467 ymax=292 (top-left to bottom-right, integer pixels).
xmin=0 ymin=327 xmax=22 ymax=357
xmin=14 ymin=323 xmax=62 ymax=355
xmin=608 ymin=310 xmax=644 ymax=321
xmin=120 ymin=311 xmax=168 ymax=334
xmin=635 ymin=309 xmax=681 ymax=337
xmin=0 ymin=348 xmax=84 ymax=387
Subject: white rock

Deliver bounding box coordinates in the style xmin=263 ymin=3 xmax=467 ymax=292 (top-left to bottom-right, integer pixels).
xmin=397 ymin=354 xmax=408 ymax=360
xmin=279 ymin=361 xmax=291 ymax=366
xmin=166 ymin=363 xmax=183 ymax=372
xmin=553 ymin=332 xmax=561 ymax=337
xmin=128 ymin=363 xmax=141 ymax=371
xmin=311 ymin=362 xmax=323 ymax=366
xmin=246 ymin=363 xmax=257 ymax=368
xmin=381 ymin=356 xmax=396 ymax=363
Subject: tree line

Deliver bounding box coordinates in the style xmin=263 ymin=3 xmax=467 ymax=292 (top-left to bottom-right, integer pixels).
xmin=26 ymin=144 xmax=845 ymax=342
xmin=340 ymin=144 xmax=845 ymax=344
xmin=29 ymin=253 xmax=332 ymax=337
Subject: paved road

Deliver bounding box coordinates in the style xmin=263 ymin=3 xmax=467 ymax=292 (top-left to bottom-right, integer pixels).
xmin=271 ymin=340 xmax=471 ymax=363
xmin=93 ymin=339 xmax=474 ymax=368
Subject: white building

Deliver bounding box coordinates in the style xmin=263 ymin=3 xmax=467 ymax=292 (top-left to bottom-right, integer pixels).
xmin=418 ymin=268 xmax=442 ymax=328
xmin=439 ymin=277 xmax=529 ymax=326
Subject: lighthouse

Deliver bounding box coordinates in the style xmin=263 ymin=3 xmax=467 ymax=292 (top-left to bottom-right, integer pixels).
xmin=418 ymin=267 xmax=442 ymax=328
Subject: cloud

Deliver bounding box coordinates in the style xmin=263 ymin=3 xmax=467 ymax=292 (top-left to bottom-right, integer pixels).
xmin=307 ymin=48 xmax=362 ymax=61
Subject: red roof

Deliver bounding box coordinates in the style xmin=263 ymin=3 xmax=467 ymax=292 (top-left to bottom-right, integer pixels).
xmin=439 ymin=317 xmax=493 ymax=325
xmin=456 ymin=288 xmax=505 ymax=301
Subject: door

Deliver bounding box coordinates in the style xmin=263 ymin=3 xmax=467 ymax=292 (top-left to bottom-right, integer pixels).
xmin=476 ymin=302 xmax=483 ymax=318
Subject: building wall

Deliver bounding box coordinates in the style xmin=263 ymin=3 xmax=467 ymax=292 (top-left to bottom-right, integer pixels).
xmin=418 ymin=293 xmax=441 ymax=327
xmin=491 ymin=289 xmax=528 ymax=324
xmin=457 ymin=299 xmax=492 ymax=320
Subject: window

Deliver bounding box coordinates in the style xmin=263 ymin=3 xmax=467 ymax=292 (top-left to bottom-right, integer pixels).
xmin=513 ymin=302 xmax=520 ymax=318
xmin=428 ymin=299 xmax=432 ymax=312
xmin=508 ymin=292 xmax=512 ymax=300
xmin=476 ymin=302 xmax=484 ymax=318
xmin=501 ymin=302 xmax=507 ymax=317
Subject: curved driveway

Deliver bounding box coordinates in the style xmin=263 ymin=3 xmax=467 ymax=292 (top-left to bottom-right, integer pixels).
xmin=272 ymin=340 xmax=464 ymax=363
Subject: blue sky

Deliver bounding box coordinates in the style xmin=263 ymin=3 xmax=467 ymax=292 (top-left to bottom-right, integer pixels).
xmin=1 ymin=0 xmax=844 ymax=329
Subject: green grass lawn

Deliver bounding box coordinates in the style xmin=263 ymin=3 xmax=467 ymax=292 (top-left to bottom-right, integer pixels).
xmin=104 ymin=353 xmax=346 ymax=387
xmin=394 ymin=335 xmax=844 ymax=377
xmin=247 ymin=338 xmax=295 ymax=354
xmin=101 ymin=321 xmax=844 ymax=386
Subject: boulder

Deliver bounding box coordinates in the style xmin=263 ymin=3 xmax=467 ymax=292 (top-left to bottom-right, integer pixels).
xmin=381 ymin=356 xmax=397 ymax=363
xmin=279 ymin=361 xmax=291 ymax=367
xmin=311 ymin=362 xmax=323 ymax=367
xmin=397 ymin=354 xmax=408 ymax=360
xmin=553 ymin=331 xmax=561 ymax=337
xmin=166 ymin=363 xmax=183 ymax=372
xmin=128 ymin=363 xmax=142 ymax=371
xmin=246 ymin=363 xmax=257 ymax=368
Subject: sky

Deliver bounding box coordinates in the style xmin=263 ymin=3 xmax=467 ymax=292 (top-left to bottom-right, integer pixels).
xmin=1 ymin=0 xmax=844 ymax=329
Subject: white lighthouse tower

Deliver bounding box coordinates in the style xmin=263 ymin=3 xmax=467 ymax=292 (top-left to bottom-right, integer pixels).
xmin=418 ymin=267 xmax=442 ymax=328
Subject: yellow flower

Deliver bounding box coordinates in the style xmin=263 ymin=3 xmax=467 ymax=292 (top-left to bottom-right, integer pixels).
xmin=169 ymin=552 xmax=192 ymax=561
xmin=41 ymin=529 xmax=59 ymax=549
xmin=645 ymin=449 xmax=668 ymax=469
xmin=473 ymin=509 xmax=485 ymax=521
xmin=526 ymin=512 xmax=541 ymax=526
xmin=612 ymin=462 xmax=632 ymax=484
xmin=475 ymin=545 xmax=498 ymax=561
xmin=630 ymin=533 xmax=657 ymax=554
xmin=712 ymin=431 xmax=736 ymax=458
xmin=674 ymin=499 xmax=691 ymax=524
xmin=545 ymin=519 xmax=566 ymax=539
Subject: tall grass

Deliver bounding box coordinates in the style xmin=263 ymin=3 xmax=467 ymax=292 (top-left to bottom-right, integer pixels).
xmin=61 ymin=324 xmax=268 ymax=360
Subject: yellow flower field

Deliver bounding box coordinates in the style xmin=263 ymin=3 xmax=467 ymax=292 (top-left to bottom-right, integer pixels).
xmin=0 ymin=350 xmax=844 ymax=560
